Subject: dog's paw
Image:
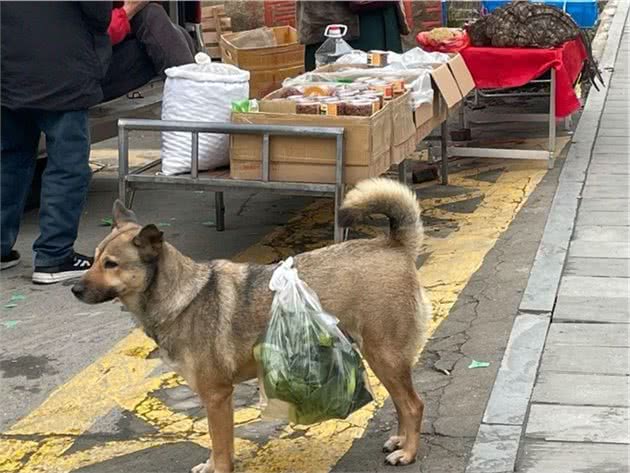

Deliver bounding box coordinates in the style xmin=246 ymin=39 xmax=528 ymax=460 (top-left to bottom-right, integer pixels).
xmin=384 ymin=449 xmax=416 ymax=466
xmin=382 ymin=435 xmax=405 ymax=453
xmin=191 ymin=460 xmax=212 ymax=473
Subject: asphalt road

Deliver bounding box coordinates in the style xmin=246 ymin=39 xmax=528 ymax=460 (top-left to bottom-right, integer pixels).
xmin=1 ymin=117 xmax=566 ymax=473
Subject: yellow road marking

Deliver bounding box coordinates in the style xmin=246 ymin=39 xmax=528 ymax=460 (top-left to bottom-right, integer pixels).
xmin=234 ymin=162 xmax=546 ymax=472
xmin=0 ymin=160 xmax=547 ymax=472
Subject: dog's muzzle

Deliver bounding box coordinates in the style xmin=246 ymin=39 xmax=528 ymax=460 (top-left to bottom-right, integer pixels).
xmin=72 ymin=281 xmax=116 ymax=304
xmin=71 ymin=281 xmax=86 ymax=299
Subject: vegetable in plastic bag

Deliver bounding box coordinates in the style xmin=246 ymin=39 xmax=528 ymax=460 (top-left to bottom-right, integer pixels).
xmin=254 ymin=257 xmax=373 ymax=425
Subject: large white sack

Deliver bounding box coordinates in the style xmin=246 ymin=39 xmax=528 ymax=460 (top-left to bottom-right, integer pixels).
xmin=161 ymin=53 xmax=249 ymax=175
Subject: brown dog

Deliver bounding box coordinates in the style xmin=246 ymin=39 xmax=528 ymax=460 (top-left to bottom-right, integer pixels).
xmin=72 ymin=178 xmax=431 ymax=473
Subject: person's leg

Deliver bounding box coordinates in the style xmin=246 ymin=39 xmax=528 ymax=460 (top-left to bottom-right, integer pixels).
xmin=380 ymin=4 xmax=403 ymax=53
xmin=131 ymin=3 xmax=194 ymax=76
xmin=101 ymin=38 xmax=157 ymax=102
xmin=32 ymin=110 xmax=92 ymax=275
xmin=305 ymin=43 xmax=320 ymax=72
xmin=348 ymin=4 xmax=402 ymax=53
xmin=1 ymin=107 xmax=40 ymax=268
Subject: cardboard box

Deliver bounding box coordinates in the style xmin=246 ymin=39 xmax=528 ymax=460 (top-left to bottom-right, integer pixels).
xmin=230 ymin=99 xmax=392 ymax=184
xmin=220 ymin=27 xmax=305 ymax=99
xmin=306 ymin=65 xmax=417 ymax=166
xmin=390 ymin=92 xmax=417 ymax=165
xmin=413 ymin=53 xmax=475 ymax=140
xmin=447 ymin=53 xmax=476 ymax=98
xmin=414 ymin=102 xmax=434 ymax=127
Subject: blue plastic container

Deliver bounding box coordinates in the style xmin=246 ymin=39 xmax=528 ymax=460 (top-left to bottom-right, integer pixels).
xmin=481 ymin=0 xmax=599 ymax=28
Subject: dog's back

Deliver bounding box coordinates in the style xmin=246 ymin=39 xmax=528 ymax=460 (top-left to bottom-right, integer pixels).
xmin=292 ymin=178 xmax=429 ymax=360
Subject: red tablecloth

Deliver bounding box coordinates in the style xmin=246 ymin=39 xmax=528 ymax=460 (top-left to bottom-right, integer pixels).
xmin=460 ymin=39 xmax=587 ymax=117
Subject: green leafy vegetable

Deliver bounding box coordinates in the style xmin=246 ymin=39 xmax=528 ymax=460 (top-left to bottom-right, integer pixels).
xmin=254 ymin=262 xmax=373 ymax=425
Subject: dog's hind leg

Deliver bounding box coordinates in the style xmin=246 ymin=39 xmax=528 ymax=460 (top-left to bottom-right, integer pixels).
xmin=366 ymin=354 xmax=424 ymax=466
xmin=192 ymin=385 xmax=235 ymax=473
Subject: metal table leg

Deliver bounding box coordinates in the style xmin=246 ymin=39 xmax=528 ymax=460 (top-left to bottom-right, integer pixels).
xmin=215 ymin=192 xmax=225 ymax=232
xmin=548 ymin=68 xmax=557 ymax=170
xmin=117 ymin=125 xmax=133 ymax=207
xmin=440 ymin=120 xmax=449 ymax=185
xmin=398 ymin=159 xmax=408 ymax=185
xmin=333 ymin=134 xmax=345 ymax=243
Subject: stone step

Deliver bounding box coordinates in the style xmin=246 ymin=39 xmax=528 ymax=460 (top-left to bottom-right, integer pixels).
xmin=554 ymin=295 xmax=630 ymax=323
xmin=525 ymin=404 xmax=630 ymax=443
xmin=546 ymin=322 xmax=630 ymax=347
xmin=531 ymin=372 xmax=630 ymax=406
xmin=518 ymin=440 xmax=630 ymax=473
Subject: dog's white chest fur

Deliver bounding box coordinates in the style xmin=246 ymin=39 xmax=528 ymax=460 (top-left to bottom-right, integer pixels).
xmin=159 ymin=347 xmax=199 ymax=393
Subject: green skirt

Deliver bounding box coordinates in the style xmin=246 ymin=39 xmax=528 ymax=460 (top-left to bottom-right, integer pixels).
xmin=304 ymin=4 xmax=403 ymax=71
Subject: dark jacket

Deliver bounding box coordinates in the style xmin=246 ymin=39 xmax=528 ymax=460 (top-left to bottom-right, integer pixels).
xmin=296 ymin=1 xmax=409 ymax=46
xmin=1 ymin=1 xmax=112 ymax=111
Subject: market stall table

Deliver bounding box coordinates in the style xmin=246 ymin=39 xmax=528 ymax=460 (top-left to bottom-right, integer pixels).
xmin=450 ymin=38 xmax=588 ymax=168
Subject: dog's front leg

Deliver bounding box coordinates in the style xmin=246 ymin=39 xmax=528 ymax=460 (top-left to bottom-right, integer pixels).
xmin=193 ymin=385 xmax=235 ymax=473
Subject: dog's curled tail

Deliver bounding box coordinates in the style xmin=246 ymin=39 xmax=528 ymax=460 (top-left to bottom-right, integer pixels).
xmin=339 ymin=178 xmax=422 ymax=253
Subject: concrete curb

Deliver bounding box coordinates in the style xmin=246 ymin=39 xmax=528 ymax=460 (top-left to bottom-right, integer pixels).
xmin=465 ymin=1 xmax=630 ymax=471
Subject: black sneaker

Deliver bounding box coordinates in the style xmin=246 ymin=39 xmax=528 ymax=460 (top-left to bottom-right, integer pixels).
xmin=1 ymin=250 xmax=21 ymax=270
xmin=32 ymin=253 xmax=93 ymax=285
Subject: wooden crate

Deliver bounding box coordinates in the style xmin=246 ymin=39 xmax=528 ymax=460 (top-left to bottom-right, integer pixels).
xmin=220 ymin=26 xmax=304 ymax=98
xmin=201 ymin=5 xmax=232 ymax=59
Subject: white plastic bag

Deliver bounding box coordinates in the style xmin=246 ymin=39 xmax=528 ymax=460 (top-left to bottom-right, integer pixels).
xmin=388 ymin=47 xmax=450 ymax=67
xmin=283 ymin=67 xmax=434 ymax=108
xmin=334 ymin=47 xmax=449 ymax=68
xmin=160 ymin=53 xmax=250 ymax=175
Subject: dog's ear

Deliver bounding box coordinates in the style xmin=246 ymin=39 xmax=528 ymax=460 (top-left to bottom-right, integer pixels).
xmin=133 ymin=224 xmax=163 ymax=262
xmin=112 ymin=199 xmax=138 ymax=229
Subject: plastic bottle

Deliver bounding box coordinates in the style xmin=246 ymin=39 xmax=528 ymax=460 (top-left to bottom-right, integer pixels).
xmin=315 ymin=24 xmax=353 ymax=68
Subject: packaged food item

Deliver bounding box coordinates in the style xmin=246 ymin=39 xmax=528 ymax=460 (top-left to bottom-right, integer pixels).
xmin=320 ymin=100 xmax=343 ymax=116
xmin=362 ymin=95 xmax=381 ymax=111
xmin=368 ymin=91 xmax=385 ymax=108
xmin=296 ymin=101 xmax=321 ymax=115
xmin=231 ymin=99 xmax=259 ymax=113
xmin=348 ymin=82 xmax=369 ymax=92
xmin=385 ymin=78 xmax=406 ymax=95
xmin=367 ymin=50 xmax=388 ymax=67
xmin=344 ymin=100 xmax=377 ymax=117
xmin=304 ymin=85 xmax=335 ymax=97
xmin=277 ymin=86 xmax=302 ymax=98
xmin=337 ymin=89 xmax=360 ymax=99
xmin=369 ymin=81 xmax=394 ymax=100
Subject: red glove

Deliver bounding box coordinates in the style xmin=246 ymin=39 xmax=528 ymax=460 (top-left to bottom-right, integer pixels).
xmin=108 ymin=7 xmax=131 ymax=45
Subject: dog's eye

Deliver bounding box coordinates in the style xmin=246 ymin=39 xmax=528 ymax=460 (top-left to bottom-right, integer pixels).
xmin=104 ymin=260 xmax=119 ymax=269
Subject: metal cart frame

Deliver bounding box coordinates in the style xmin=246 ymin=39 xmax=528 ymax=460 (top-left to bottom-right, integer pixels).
xmin=447 ymin=68 xmax=559 ymax=170
xmin=117 ymin=119 xmax=349 ymax=241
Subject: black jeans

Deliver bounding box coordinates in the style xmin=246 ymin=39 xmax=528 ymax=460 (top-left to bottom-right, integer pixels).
xmin=1 ymin=107 xmax=91 ymax=266
xmin=101 ymin=3 xmax=195 ymax=102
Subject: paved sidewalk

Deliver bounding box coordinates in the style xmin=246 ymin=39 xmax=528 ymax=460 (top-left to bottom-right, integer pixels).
xmin=466 ymin=2 xmax=630 ymax=473
xmin=517 ymin=19 xmax=630 ymax=472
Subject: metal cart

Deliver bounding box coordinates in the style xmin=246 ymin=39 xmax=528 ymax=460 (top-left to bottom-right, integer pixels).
xmin=117 ymin=119 xmax=349 ymax=241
